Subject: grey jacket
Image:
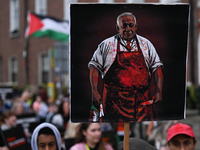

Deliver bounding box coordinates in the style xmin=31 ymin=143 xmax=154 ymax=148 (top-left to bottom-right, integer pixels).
xmin=31 ymin=122 xmax=61 ymax=150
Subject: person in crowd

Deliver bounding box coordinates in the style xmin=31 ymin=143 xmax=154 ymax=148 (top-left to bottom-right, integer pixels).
xmin=31 ymin=122 xmax=62 ymax=150
xmin=46 ymin=102 xmax=64 ymax=129
xmin=38 ymin=86 xmax=48 ymax=103
xmin=0 ymin=112 xmax=17 ymax=150
xmin=32 ymin=94 xmax=48 ymax=122
xmin=69 ymin=123 xmax=114 ymax=150
xmin=0 ymin=111 xmax=17 ymax=131
xmin=12 ymin=99 xmax=33 ymax=140
xmin=163 ymin=123 xmax=197 ymax=150
xmin=118 ymin=137 xmax=157 ymax=150
xmin=47 ymin=96 xmax=54 ymax=105
xmin=11 ymin=100 xmax=26 ymax=116
xmin=88 ymin=12 xmax=163 ymax=122
xmin=21 ymin=90 xmax=31 ymax=113
xmin=58 ymin=100 xmax=70 ymax=129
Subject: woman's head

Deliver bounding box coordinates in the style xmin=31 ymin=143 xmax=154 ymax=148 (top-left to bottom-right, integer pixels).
xmin=0 ymin=111 xmax=17 ymax=127
xmin=11 ymin=101 xmax=25 ymax=115
xmin=76 ymin=123 xmax=102 ymax=146
xmin=58 ymin=101 xmax=69 ymax=117
xmin=36 ymin=95 xmax=43 ymax=102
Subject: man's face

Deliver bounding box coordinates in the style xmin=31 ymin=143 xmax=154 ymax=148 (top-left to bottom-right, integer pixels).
xmin=118 ymin=15 xmax=137 ymax=41
xmin=5 ymin=115 xmax=17 ymax=128
xmin=37 ymin=134 xmax=57 ymax=150
xmin=167 ymin=134 xmax=197 ymax=150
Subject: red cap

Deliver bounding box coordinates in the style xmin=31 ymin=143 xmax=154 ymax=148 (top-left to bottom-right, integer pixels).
xmin=167 ymin=123 xmax=195 ymax=141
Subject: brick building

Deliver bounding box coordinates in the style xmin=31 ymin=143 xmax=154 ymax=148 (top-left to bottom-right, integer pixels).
xmin=0 ymin=0 xmax=199 ymax=89
xmin=0 ymin=0 xmax=69 ymax=88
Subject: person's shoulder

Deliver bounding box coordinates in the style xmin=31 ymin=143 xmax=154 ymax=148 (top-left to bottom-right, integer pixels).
xmin=100 ymin=34 xmax=118 ymax=44
xmin=69 ymin=142 xmax=86 ymax=150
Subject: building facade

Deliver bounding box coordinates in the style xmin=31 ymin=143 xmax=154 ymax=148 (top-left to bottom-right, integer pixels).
xmin=0 ymin=0 xmax=199 ymax=89
xmin=0 ymin=0 xmax=68 ymax=88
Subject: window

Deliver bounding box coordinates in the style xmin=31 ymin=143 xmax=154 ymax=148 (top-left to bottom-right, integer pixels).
xmin=54 ymin=42 xmax=69 ymax=88
xmin=38 ymin=53 xmax=49 ymax=84
xmin=35 ymin=0 xmax=47 ymax=15
xmin=64 ymin=0 xmax=70 ymax=20
xmin=9 ymin=57 xmax=18 ymax=83
xmin=9 ymin=0 xmax=20 ymax=37
xmin=64 ymin=0 xmax=78 ymax=21
xmin=54 ymin=42 xmax=69 ymax=75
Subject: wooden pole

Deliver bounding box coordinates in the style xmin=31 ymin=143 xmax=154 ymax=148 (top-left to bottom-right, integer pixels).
xmin=123 ymin=122 xmax=130 ymax=150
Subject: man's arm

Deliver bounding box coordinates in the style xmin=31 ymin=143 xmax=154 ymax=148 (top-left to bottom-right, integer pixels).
xmin=152 ymin=67 xmax=163 ymax=103
xmin=89 ymin=67 xmax=101 ymax=107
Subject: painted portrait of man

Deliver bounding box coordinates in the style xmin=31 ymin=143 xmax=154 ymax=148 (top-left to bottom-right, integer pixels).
xmin=70 ymin=3 xmax=189 ymax=122
xmin=88 ymin=12 xmax=163 ymax=122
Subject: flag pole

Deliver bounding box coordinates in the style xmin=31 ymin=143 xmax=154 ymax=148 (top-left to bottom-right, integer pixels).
xmin=24 ymin=0 xmax=29 ymax=85
xmin=123 ymin=122 xmax=130 ymax=150
xmin=23 ymin=39 xmax=29 ymax=85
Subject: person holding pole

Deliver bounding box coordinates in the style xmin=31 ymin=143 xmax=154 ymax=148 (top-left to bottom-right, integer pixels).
xmin=88 ymin=12 xmax=163 ymax=122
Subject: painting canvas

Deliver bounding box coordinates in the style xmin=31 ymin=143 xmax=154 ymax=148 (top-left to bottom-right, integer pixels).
xmin=70 ymin=3 xmax=189 ymax=122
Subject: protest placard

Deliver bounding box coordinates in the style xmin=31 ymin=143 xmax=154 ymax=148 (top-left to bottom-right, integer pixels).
xmin=70 ymin=3 xmax=189 ymax=122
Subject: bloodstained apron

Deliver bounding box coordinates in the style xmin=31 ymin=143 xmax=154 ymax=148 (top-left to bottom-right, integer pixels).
xmin=103 ymin=37 xmax=154 ymax=122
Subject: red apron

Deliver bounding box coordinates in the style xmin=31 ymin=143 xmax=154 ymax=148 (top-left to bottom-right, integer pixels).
xmin=103 ymin=37 xmax=153 ymax=122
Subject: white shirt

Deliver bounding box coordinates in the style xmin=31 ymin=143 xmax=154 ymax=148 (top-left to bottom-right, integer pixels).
xmin=88 ymin=34 xmax=163 ymax=78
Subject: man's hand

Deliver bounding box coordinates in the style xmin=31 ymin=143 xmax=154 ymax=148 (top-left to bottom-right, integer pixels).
xmin=92 ymin=89 xmax=101 ymax=108
xmin=153 ymin=67 xmax=163 ymax=103
xmin=152 ymin=90 xmax=162 ymax=103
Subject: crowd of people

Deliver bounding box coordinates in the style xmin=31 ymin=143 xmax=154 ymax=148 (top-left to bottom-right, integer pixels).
xmin=0 ymin=87 xmax=73 ymax=150
xmin=0 ymin=87 xmax=198 ymax=150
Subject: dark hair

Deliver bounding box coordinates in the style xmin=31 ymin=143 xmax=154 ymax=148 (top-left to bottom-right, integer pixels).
xmin=76 ymin=123 xmax=106 ymax=150
xmin=38 ymin=127 xmax=58 ymax=150
xmin=38 ymin=127 xmax=55 ymax=136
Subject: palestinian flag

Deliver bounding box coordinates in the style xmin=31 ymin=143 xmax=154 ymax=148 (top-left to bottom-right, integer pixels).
xmin=25 ymin=12 xmax=69 ymax=42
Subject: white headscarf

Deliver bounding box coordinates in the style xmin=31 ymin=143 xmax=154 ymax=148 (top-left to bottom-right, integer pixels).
xmin=31 ymin=122 xmax=61 ymax=150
